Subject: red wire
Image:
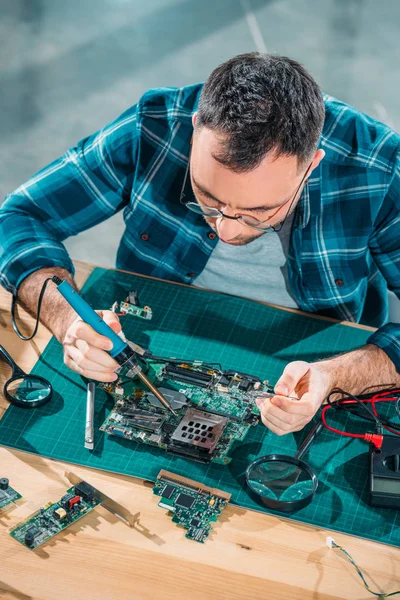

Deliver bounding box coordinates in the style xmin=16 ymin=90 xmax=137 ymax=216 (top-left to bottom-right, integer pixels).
xmin=322 ymin=390 xmax=400 ymax=440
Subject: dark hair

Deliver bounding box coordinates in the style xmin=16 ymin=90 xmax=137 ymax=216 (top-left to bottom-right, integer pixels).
xmin=196 ymin=52 xmax=325 ymax=172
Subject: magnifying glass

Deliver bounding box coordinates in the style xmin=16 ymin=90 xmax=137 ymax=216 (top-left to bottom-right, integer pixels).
xmin=245 ymin=420 xmax=324 ymax=513
xmin=0 ymin=345 xmax=52 ymax=409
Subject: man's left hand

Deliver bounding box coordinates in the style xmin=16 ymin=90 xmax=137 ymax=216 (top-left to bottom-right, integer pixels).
xmin=255 ymin=360 xmax=334 ymax=435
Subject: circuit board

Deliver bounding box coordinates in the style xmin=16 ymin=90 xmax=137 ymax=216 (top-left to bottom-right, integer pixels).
xmin=118 ymin=302 xmax=152 ymax=320
xmin=112 ymin=290 xmax=152 ymax=320
xmin=9 ymin=481 xmax=100 ymax=549
xmin=0 ymin=478 xmax=22 ymax=514
xmin=100 ymin=358 xmax=270 ymax=464
xmin=153 ymin=469 xmax=231 ymax=542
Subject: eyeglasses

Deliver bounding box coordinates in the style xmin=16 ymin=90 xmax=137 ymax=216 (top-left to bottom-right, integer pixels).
xmin=180 ymin=147 xmax=312 ymax=233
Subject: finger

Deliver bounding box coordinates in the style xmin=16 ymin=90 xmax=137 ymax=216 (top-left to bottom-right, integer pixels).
xmin=257 ymin=397 xmax=311 ymax=429
xmin=72 ymin=320 xmax=113 ymax=351
xmin=260 ymin=411 xmax=286 ymax=435
xmin=293 ymin=390 xmax=325 ymax=414
xmin=64 ymin=353 xmax=118 ymax=382
xmin=260 ymin=407 xmax=293 ymax=432
xmin=259 ymin=410 xmax=311 ymax=435
xmin=67 ymin=342 xmax=119 ymax=373
xmin=269 ymin=395 xmax=316 ymax=418
xmin=259 ymin=412 xmax=300 ymax=436
xmin=256 ymin=397 xmax=295 ymax=426
xmin=100 ymin=310 xmax=122 ymax=334
xmin=256 ymin=394 xmax=312 ymax=417
xmin=275 ymin=361 xmax=310 ymax=395
xmin=75 ymin=339 xmax=119 ymax=370
xmin=260 ymin=400 xmax=311 ymax=433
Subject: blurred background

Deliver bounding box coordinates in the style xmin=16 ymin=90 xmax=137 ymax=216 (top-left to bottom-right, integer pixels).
xmin=0 ymin=0 xmax=399 ymax=270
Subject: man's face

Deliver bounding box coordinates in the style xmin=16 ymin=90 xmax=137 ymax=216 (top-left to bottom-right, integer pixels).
xmin=190 ymin=123 xmax=324 ymax=245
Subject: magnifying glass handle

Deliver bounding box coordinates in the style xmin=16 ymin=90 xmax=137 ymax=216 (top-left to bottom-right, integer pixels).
xmin=0 ymin=344 xmax=27 ymax=378
xmin=295 ymin=420 xmax=324 ymax=461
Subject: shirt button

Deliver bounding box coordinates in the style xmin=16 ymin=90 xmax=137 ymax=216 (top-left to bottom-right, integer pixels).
xmin=141 ymin=233 xmax=149 ymax=241
xmin=335 ymin=279 xmax=344 ymax=287
xmin=187 ymin=273 xmax=197 ymax=279
xmin=207 ymin=232 xmax=217 ymax=240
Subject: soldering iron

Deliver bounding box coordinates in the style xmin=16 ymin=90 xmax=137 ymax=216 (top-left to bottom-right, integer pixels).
xmin=11 ymin=275 xmax=177 ymax=416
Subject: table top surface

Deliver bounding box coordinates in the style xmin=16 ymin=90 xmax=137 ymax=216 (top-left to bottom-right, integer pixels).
xmin=0 ymin=261 xmax=398 ymax=600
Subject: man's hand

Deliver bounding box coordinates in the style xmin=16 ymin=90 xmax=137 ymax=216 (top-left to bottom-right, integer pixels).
xmin=16 ymin=267 xmax=123 ymax=382
xmin=256 ymin=344 xmax=400 ymax=435
xmin=62 ymin=310 xmax=121 ymax=382
xmin=255 ymin=361 xmax=333 ymax=435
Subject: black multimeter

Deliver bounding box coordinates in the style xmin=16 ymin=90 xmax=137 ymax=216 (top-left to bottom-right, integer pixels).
xmin=369 ymin=436 xmax=400 ymax=509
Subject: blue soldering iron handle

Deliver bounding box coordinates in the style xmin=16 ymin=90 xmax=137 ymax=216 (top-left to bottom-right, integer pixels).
xmin=56 ymin=279 xmax=127 ymax=358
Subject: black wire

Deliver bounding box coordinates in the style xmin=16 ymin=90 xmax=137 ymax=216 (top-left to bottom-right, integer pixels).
xmin=329 ymin=388 xmax=382 ymax=427
xmin=326 ymin=385 xmax=398 ymax=406
xmin=327 ymin=387 xmax=400 ymax=432
xmin=11 ymin=277 xmax=54 ymax=341
xmin=396 ymin=398 xmax=400 ymax=422
xmin=145 ymin=353 xmax=223 ymax=372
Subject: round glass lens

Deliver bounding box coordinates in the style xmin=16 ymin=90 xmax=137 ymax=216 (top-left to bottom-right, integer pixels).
xmin=248 ymin=459 xmax=314 ymax=503
xmin=239 ymin=215 xmax=272 ymax=229
xmin=185 ymin=202 xmax=221 ymax=217
xmin=6 ymin=376 xmax=52 ymax=404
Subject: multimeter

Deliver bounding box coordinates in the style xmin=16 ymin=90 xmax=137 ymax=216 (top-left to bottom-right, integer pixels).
xmin=369 ymin=436 xmax=400 ymax=509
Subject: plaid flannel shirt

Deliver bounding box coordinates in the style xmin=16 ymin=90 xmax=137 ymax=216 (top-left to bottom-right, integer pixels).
xmin=1 ymin=85 xmax=400 ymax=369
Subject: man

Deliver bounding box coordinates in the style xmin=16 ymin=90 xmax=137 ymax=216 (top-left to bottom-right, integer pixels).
xmin=1 ymin=53 xmax=399 ymax=436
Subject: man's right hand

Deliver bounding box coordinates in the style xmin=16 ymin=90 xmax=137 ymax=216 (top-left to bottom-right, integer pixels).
xmin=62 ymin=310 xmax=121 ymax=382
xmin=16 ymin=267 xmax=122 ymax=382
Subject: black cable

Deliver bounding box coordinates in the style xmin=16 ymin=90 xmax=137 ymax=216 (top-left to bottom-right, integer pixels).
xmin=11 ymin=277 xmax=54 ymax=341
xmin=326 ymin=385 xmax=398 ymax=406
xmin=328 ymin=388 xmax=382 ymax=428
xmin=145 ymin=353 xmax=223 ymax=372
xmin=396 ymin=398 xmax=400 ymax=422
xmin=327 ymin=388 xmax=400 ymax=432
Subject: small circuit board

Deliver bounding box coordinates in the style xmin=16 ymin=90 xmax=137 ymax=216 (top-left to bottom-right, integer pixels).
xmin=153 ymin=470 xmax=231 ymax=543
xmin=100 ymin=358 xmax=270 ymax=464
xmin=9 ymin=480 xmax=100 ymax=549
xmin=0 ymin=478 xmax=22 ymax=514
xmin=112 ymin=290 xmax=152 ymax=320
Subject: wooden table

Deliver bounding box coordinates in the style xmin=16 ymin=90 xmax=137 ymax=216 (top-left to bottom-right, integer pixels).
xmin=0 ymin=261 xmax=399 ymax=600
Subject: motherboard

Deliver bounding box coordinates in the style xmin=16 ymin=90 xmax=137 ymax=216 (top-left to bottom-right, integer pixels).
xmin=100 ymin=358 xmax=269 ymax=464
xmin=153 ymin=469 xmax=231 ymax=542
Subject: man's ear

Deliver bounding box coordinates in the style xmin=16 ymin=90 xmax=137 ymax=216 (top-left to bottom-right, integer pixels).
xmin=192 ymin=112 xmax=197 ymax=128
xmin=312 ymin=148 xmax=325 ymax=171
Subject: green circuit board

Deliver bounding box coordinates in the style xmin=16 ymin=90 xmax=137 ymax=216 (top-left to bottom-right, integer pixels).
xmin=112 ymin=289 xmax=153 ymax=320
xmin=9 ymin=481 xmax=100 ymax=550
xmin=153 ymin=470 xmax=231 ymax=542
xmin=0 ymin=479 xmax=22 ymax=514
xmin=100 ymin=358 xmax=270 ymax=464
xmin=118 ymin=301 xmax=152 ymax=320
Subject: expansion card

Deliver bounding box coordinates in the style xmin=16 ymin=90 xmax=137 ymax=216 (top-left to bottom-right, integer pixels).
xmin=9 ymin=481 xmax=101 ymax=549
xmin=153 ymin=470 xmax=231 ymax=542
xmin=0 ymin=478 xmax=22 ymax=514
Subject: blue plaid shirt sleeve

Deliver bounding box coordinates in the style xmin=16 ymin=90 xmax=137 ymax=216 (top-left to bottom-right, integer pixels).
xmin=0 ymin=104 xmax=139 ymax=293
xmin=367 ymin=150 xmax=400 ymax=371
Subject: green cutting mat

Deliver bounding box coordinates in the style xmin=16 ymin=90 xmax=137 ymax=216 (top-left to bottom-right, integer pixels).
xmin=0 ymin=267 xmax=399 ymax=547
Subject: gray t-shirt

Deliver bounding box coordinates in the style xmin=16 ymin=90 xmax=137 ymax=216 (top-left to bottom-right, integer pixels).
xmin=193 ymin=212 xmax=298 ymax=308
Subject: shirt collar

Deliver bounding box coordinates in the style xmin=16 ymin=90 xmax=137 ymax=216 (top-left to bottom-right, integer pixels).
xmin=294 ymin=159 xmax=322 ymax=230
xmin=294 ymin=179 xmax=311 ymax=230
